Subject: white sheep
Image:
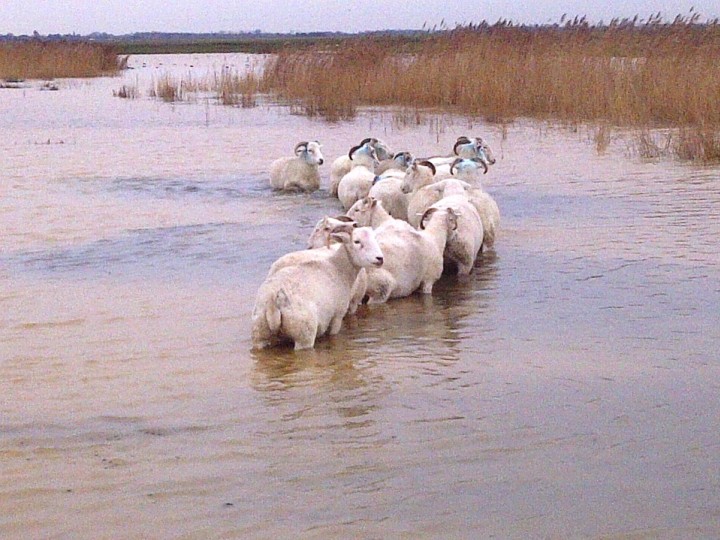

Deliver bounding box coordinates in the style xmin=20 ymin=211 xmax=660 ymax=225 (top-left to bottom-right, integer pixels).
xmin=346 ymin=196 xmax=397 ymax=229
xmin=374 ymin=151 xmax=414 ymax=175
xmin=363 ymin=206 xmax=458 ymax=303
xmin=252 ymin=226 xmax=384 ymax=350
xmin=404 ymin=157 xmax=500 ymax=247
xmin=306 ymin=215 xmax=356 ymax=249
xmin=422 ymin=180 xmax=484 ymax=276
xmin=449 ymin=158 xmax=501 ymax=248
xmin=269 ymin=216 xmax=368 ymax=315
xmin=400 ymin=159 xmax=438 ymax=197
xmin=421 ymin=135 xmax=495 ymax=176
xmin=337 ymin=142 xmax=380 ymax=210
xmin=367 ymin=171 xmax=410 ymax=221
xmin=269 ymin=140 xmax=325 ymax=192
xmin=329 ymin=138 xmax=392 ymax=197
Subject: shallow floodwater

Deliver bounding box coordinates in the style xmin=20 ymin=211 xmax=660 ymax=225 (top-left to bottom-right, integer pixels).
xmin=1 ymin=54 xmax=719 ymax=538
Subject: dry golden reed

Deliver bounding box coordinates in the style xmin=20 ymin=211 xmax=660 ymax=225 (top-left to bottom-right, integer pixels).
xmin=258 ymin=15 xmax=720 ymax=130
xmin=0 ymin=41 xmax=122 ymax=80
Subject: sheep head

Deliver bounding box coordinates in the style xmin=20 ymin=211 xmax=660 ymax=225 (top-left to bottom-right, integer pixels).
xmin=346 ymin=196 xmax=378 ymax=227
xmin=348 ymin=142 xmax=379 ymax=168
xmin=450 ymin=157 xmax=488 ymax=176
xmin=473 ymin=136 xmax=496 ymax=165
xmin=307 ymin=215 xmax=357 ymax=249
xmin=295 ymin=140 xmax=324 ymax=165
xmin=453 ymin=136 xmax=476 ymax=157
xmin=332 ymin=227 xmax=384 ymax=268
xmin=401 ymin=160 xmax=436 ymax=194
xmin=393 ymin=151 xmax=414 ymax=168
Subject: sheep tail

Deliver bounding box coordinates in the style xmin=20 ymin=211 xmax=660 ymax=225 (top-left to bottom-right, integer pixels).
xmin=267 ymin=288 xmax=290 ymax=333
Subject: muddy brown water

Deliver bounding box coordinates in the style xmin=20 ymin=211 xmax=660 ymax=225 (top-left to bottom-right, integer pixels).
xmin=1 ymin=54 xmax=719 ymax=538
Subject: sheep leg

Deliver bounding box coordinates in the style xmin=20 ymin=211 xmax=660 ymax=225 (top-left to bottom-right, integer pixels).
xmin=366 ymin=273 xmax=393 ymax=304
xmin=456 ymin=262 xmax=474 ymax=276
xmin=419 ymin=280 xmax=435 ymax=294
xmin=283 ymin=311 xmax=318 ymax=350
xmin=328 ymin=314 xmax=344 ymax=335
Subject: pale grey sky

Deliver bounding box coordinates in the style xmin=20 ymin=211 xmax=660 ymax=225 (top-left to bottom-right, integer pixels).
xmin=2 ymin=0 xmax=719 ymax=35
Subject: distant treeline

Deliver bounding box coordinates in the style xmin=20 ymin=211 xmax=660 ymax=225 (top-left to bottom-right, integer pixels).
xmin=0 ymin=29 xmax=427 ymax=55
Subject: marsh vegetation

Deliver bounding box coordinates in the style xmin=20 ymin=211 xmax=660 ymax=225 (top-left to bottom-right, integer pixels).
xmin=0 ymin=41 xmax=125 ymax=80
xmin=5 ymin=14 xmax=720 ymax=161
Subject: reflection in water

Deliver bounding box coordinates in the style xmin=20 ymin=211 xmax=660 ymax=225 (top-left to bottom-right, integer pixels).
xmin=1 ymin=53 xmax=719 ymax=538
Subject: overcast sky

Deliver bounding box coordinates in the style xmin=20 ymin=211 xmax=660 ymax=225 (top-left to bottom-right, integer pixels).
xmin=2 ymin=1 xmax=719 ymax=35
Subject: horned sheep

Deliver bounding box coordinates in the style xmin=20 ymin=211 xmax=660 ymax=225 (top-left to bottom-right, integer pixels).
xmin=337 ymin=142 xmax=380 ymax=210
xmin=422 ymin=179 xmax=484 ymax=276
xmin=329 ymin=138 xmax=393 ymax=197
xmin=405 ymin=160 xmax=500 ymax=247
xmin=269 ymin=140 xmax=324 ymax=192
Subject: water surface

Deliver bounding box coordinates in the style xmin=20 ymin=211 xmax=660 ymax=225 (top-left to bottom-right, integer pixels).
xmin=1 ymin=54 xmax=719 ymax=539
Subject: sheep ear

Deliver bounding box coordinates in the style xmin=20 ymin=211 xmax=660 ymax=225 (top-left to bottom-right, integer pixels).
xmin=333 ymin=215 xmax=355 ymax=223
xmin=295 ymin=141 xmax=308 ymax=155
xmin=330 ymin=230 xmax=352 ymax=243
xmin=330 ymin=222 xmax=355 ymax=235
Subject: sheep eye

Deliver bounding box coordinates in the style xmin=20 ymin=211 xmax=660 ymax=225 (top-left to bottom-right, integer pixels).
xmin=354 ymin=240 xmax=361 ymax=245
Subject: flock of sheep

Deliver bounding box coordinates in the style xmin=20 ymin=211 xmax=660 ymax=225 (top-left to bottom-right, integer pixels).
xmin=253 ymin=136 xmax=500 ymax=350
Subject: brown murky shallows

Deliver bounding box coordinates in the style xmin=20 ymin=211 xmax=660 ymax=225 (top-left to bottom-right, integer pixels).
xmin=1 ymin=54 xmax=719 ymax=539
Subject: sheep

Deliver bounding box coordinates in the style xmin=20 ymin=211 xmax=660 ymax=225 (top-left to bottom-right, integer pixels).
xmin=405 ymin=157 xmax=500 ymax=247
xmin=337 ymin=141 xmax=380 ymax=210
xmin=346 ymin=196 xmax=397 ymax=229
xmin=269 ymin=140 xmax=325 ymax=192
xmin=449 ymin=158 xmax=501 ymax=248
xmin=374 ymin=151 xmax=414 ymax=175
xmin=420 ymin=135 xmax=495 ymax=176
xmin=252 ymin=226 xmax=384 ymax=350
xmin=422 ymin=180 xmax=484 ymax=276
xmin=400 ymin=159 xmax=438 ymax=197
xmin=329 ymin=138 xmax=393 ymax=197
xmin=306 ymin=215 xmax=356 ymax=249
xmin=363 ymin=206 xmax=458 ymax=303
xmin=367 ymin=173 xmax=409 ymax=222
xmin=269 ymin=216 xmax=368 ymax=315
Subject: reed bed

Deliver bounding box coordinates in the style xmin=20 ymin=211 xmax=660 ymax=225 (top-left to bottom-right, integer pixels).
xmin=147 ymin=67 xmax=260 ymax=107
xmin=257 ymin=15 xmax=720 ymax=161
xmin=0 ymin=41 xmax=123 ymax=80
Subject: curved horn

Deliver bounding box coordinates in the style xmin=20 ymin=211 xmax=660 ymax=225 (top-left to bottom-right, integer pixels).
xmin=418 ymin=160 xmax=436 ymax=176
xmin=472 ymin=157 xmax=489 ymax=174
xmin=333 ymin=215 xmax=355 ymax=223
xmin=348 ymin=144 xmax=362 ymax=160
xmin=294 ymin=141 xmax=309 ymax=154
xmin=419 ymin=207 xmax=438 ymax=230
xmin=453 ymin=136 xmax=472 ymax=154
xmin=450 ymin=157 xmax=463 ymax=176
xmin=359 ymin=137 xmax=373 ymax=146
